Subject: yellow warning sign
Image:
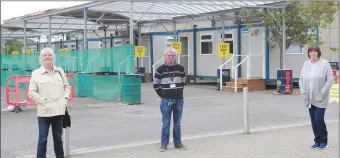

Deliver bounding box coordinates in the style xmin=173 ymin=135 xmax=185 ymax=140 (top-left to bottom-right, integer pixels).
xmin=218 ymin=42 xmax=230 ymax=58
xmin=135 ymin=46 xmax=146 ymax=57
xmin=12 ymin=51 xmax=19 ymax=55
xmin=60 ymin=48 xmax=68 ymax=52
xmin=60 ymin=48 xmax=68 ymax=55
xmin=329 ymin=84 xmax=339 ymax=103
xmin=170 ymin=42 xmax=182 ymax=55
xmin=25 ymin=49 xmax=31 ymax=54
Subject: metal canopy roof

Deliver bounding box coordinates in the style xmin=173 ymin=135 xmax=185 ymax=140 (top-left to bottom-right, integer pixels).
xmin=89 ymin=0 xmax=279 ymax=22
xmin=2 ymin=15 xmax=100 ymax=33
xmin=1 ymin=0 xmax=286 ymax=40
xmin=1 ymin=28 xmax=41 ymax=39
xmin=1 ymin=9 xmax=130 ymax=39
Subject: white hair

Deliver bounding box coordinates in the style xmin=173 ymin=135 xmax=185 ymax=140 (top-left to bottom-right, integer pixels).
xmin=164 ymin=47 xmax=177 ymax=56
xmin=39 ymin=47 xmax=56 ymax=65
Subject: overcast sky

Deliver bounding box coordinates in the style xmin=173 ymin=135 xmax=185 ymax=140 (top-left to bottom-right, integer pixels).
xmin=1 ymin=1 xmax=89 ymax=24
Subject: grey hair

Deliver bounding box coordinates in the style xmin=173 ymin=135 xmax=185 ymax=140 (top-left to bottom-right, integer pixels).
xmin=39 ymin=47 xmax=56 ymax=65
xmin=164 ymin=47 xmax=177 ymax=56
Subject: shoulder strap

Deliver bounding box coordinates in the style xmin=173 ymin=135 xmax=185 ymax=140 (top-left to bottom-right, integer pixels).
xmin=56 ymin=68 xmax=68 ymax=111
xmin=57 ymin=69 xmax=65 ymax=85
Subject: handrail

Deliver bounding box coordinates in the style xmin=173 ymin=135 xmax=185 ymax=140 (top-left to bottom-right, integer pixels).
xmin=233 ymin=56 xmax=249 ymax=92
xmin=218 ymin=55 xmax=234 ymax=69
xmin=217 ymin=48 xmax=265 ymax=92
xmin=118 ymin=55 xmax=134 ymax=76
xmin=117 ymin=55 xmax=134 ymax=85
xmin=82 ymin=57 xmax=102 ymax=73
xmin=218 ymin=54 xmax=234 ymax=91
xmin=60 ymin=57 xmax=83 ymax=72
xmin=152 ymin=57 xmax=164 ymax=77
xmin=234 ymin=57 xmax=248 ymax=69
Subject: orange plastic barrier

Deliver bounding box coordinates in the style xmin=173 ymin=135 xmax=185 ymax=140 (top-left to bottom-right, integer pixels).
xmin=65 ymin=73 xmax=75 ymax=101
xmin=5 ymin=76 xmax=35 ymax=107
xmin=5 ymin=73 xmax=75 ymax=108
xmin=285 ymin=70 xmax=291 ymax=93
xmin=333 ymin=70 xmax=338 ymax=84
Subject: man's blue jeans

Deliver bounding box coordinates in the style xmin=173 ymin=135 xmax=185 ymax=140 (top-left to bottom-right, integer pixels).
xmin=160 ymin=99 xmax=184 ymax=146
xmin=37 ymin=115 xmax=64 ymax=158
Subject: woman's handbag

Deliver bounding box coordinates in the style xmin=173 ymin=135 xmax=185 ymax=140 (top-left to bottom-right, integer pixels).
xmin=57 ymin=69 xmax=71 ymax=129
xmin=63 ymin=108 xmax=71 ymax=128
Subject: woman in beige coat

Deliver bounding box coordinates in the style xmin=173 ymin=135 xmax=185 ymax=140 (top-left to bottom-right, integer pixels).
xmin=28 ymin=47 xmax=70 ymax=158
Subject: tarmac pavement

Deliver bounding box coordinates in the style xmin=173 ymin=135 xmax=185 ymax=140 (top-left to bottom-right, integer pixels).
xmin=70 ymin=121 xmax=340 ymax=158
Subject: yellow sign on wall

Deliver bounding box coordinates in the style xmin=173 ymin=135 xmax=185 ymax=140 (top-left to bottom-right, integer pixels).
xmin=60 ymin=48 xmax=68 ymax=52
xmin=25 ymin=49 xmax=31 ymax=54
xmin=135 ymin=46 xmax=146 ymax=57
xmin=218 ymin=42 xmax=230 ymax=58
xmin=12 ymin=51 xmax=19 ymax=55
xmin=170 ymin=42 xmax=182 ymax=55
xmin=329 ymin=84 xmax=339 ymax=103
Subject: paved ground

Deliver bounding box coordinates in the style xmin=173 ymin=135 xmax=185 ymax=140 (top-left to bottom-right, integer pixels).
xmin=71 ymin=121 xmax=340 ymax=158
xmin=1 ymin=83 xmax=339 ymax=158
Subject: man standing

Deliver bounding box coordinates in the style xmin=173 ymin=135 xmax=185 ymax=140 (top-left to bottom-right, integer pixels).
xmin=153 ymin=47 xmax=187 ymax=152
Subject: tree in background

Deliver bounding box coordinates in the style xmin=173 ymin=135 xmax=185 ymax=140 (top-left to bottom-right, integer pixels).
xmin=1 ymin=39 xmax=36 ymax=54
xmin=241 ymin=1 xmax=339 ymax=69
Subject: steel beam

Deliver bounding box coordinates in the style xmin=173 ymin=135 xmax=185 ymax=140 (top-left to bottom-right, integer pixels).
xmin=84 ymin=8 xmax=88 ymax=50
xmin=18 ymin=1 xmax=114 ymax=21
xmin=88 ymin=13 xmax=106 ymax=30
xmin=24 ymin=21 xmax=27 ymax=52
xmin=27 ymin=21 xmax=93 ymax=25
xmin=129 ymin=1 xmax=134 ymax=45
xmin=52 ymin=16 xmax=131 ymax=21
xmin=90 ymin=9 xmax=189 ymax=16
xmin=48 ymin=16 xmax=51 ymax=47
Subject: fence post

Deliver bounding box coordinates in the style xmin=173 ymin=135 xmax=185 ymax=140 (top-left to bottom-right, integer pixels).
xmin=243 ymin=87 xmax=250 ymax=134
xmin=64 ymin=128 xmax=70 ymax=157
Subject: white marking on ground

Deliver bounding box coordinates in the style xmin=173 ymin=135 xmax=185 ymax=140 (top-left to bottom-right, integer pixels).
xmin=155 ymin=95 xmax=227 ymax=100
xmin=18 ymin=119 xmax=339 ymax=158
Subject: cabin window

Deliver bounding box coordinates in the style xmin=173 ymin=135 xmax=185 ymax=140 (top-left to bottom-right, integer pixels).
xmin=200 ymin=34 xmax=213 ymax=55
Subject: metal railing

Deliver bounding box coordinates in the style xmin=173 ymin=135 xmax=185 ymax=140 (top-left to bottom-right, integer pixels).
xmin=233 ymin=56 xmax=249 ymax=92
xmin=218 ymin=53 xmax=265 ymax=92
xmin=59 ymin=57 xmax=83 ymax=72
xmin=118 ymin=55 xmax=135 ymax=75
xmin=118 ymin=55 xmax=135 ymax=84
xmin=81 ymin=57 xmax=102 ymax=73
xmin=218 ymin=54 xmax=234 ymax=91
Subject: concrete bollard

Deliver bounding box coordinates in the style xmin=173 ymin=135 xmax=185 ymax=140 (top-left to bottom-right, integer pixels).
xmin=64 ymin=128 xmax=70 ymax=157
xmin=243 ymin=87 xmax=250 ymax=134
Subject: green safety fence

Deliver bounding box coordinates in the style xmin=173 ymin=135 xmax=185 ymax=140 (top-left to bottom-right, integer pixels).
xmin=0 ymin=44 xmax=140 ymax=104
xmin=74 ymin=73 xmax=121 ymax=101
xmin=0 ymin=70 xmax=141 ymax=104
xmin=121 ymin=74 xmax=142 ymax=104
xmin=1 ymin=44 xmax=134 ymax=73
xmin=0 ymin=69 xmax=32 ymax=88
xmin=73 ymin=73 xmax=141 ymax=104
